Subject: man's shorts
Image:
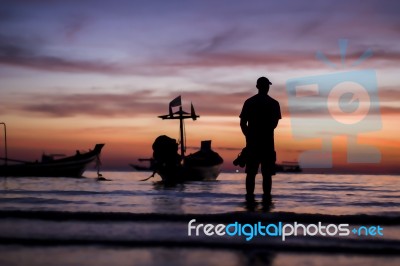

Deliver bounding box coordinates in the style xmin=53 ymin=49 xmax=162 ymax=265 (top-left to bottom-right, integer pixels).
xmin=245 ymin=149 xmax=276 ymax=176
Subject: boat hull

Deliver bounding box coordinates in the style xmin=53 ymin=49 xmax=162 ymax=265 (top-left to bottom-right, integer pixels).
xmin=0 ymin=144 xmax=104 ymax=177
xmin=182 ymin=163 xmax=222 ymax=181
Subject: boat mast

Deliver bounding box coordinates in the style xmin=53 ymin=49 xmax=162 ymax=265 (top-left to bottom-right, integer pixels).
xmin=179 ymin=106 xmax=185 ymax=159
xmin=0 ymin=122 xmax=7 ymax=166
xmin=158 ymin=98 xmax=199 ymax=161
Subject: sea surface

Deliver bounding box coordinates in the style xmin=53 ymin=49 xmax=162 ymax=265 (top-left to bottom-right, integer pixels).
xmin=0 ymin=172 xmax=399 ymax=266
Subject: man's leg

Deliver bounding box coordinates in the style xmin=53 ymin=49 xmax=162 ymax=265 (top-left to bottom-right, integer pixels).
xmin=245 ymin=158 xmax=258 ymax=200
xmin=246 ymin=173 xmax=256 ymax=196
xmin=262 ymin=174 xmax=272 ymax=196
xmin=261 ymin=159 xmax=274 ymax=197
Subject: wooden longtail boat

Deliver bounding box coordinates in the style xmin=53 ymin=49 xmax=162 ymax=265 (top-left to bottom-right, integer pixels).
xmin=0 ymin=122 xmax=104 ymax=177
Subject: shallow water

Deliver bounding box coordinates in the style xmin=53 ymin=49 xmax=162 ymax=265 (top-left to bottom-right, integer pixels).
xmin=1 ymin=172 xmax=399 ymax=266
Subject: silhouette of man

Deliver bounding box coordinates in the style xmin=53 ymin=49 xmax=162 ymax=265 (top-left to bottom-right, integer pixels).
xmin=240 ymin=76 xmax=281 ymax=201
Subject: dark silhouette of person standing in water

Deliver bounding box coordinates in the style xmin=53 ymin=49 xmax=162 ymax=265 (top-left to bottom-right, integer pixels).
xmin=240 ymin=76 xmax=281 ymax=202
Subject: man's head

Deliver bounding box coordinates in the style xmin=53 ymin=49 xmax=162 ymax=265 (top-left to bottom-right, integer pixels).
xmin=256 ymin=77 xmax=272 ymax=93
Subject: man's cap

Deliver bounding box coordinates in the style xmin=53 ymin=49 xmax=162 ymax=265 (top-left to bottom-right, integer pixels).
xmin=256 ymin=77 xmax=272 ymax=88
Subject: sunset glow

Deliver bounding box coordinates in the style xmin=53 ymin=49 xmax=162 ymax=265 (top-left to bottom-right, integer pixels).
xmin=1 ymin=0 xmax=399 ymax=173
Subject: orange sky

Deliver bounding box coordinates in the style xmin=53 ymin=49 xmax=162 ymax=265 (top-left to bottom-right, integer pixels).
xmin=1 ymin=89 xmax=399 ymax=174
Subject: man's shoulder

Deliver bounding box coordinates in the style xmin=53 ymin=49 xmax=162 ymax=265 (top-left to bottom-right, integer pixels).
xmin=246 ymin=94 xmax=279 ymax=104
xmin=244 ymin=94 xmax=260 ymax=103
xmin=267 ymin=95 xmax=280 ymax=105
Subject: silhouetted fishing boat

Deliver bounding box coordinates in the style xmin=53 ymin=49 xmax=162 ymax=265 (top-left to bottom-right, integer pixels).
xmin=147 ymin=96 xmax=223 ymax=183
xmin=0 ymin=144 xmax=104 ymax=177
xmin=0 ymin=122 xmax=104 ymax=177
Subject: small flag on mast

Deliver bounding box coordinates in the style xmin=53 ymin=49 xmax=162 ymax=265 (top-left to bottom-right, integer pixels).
xmin=169 ymin=95 xmax=181 ymax=115
xmin=169 ymin=95 xmax=181 ymax=107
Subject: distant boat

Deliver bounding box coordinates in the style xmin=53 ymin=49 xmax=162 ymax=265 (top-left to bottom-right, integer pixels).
xmin=233 ymin=146 xmax=302 ymax=173
xmin=129 ymin=158 xmax=154 ymax=171
xmin=275 ymin=161 xmax=302 ymax=173
xmin=145 ymin=96 xmax=223 ymax=183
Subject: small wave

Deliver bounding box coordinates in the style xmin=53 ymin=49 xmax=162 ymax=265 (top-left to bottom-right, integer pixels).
xmin=0 ymin=197 xmax=83 ymax=205
xmin=0 ymin=190 xmax=141 ymax=196
xmin=0 ymin=210 xmax=399 ymax=225
xmin=0 ymin=236 xmax=399 ymax=255
xmin=347 ymin=201 xmax=400 ymax=207
xmin=0 ymin=189 xmax=244 ymax=199
xmin=306 ymin=186 xmax=395 ymax=193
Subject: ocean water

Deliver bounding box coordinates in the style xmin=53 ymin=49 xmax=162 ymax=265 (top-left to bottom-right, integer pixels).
xmin=1 ymin=172 xmax=399 ymax=215
xmin=0 ymin=172 xmax=399 ymax=266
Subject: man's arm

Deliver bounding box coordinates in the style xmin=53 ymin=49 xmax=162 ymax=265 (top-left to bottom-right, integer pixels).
xmin=271 ymin=102 xmax=282 ymax=129
xmin=240 ymin=118 xmax=248 ymax=137
xmin=239 ymin=101 xmax=248 ymax=137
xmin=271 ymin=118 xmax=279 ymax=129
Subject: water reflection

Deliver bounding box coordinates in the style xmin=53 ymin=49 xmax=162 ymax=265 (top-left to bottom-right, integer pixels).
xmin=0 ymin=246 xmax=394 ymax=266
xmin=242 ymin=250 xmax=276 ymax=266
xmin=152 ymin=181 xmax=186 ymax=213
xmin=261 ymin=196 xmax=275 ymax=212
xmin=148 ymin=248 xmax=276 ymax=266
xmin=243 ymin=195 xmax=275 ymax=212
